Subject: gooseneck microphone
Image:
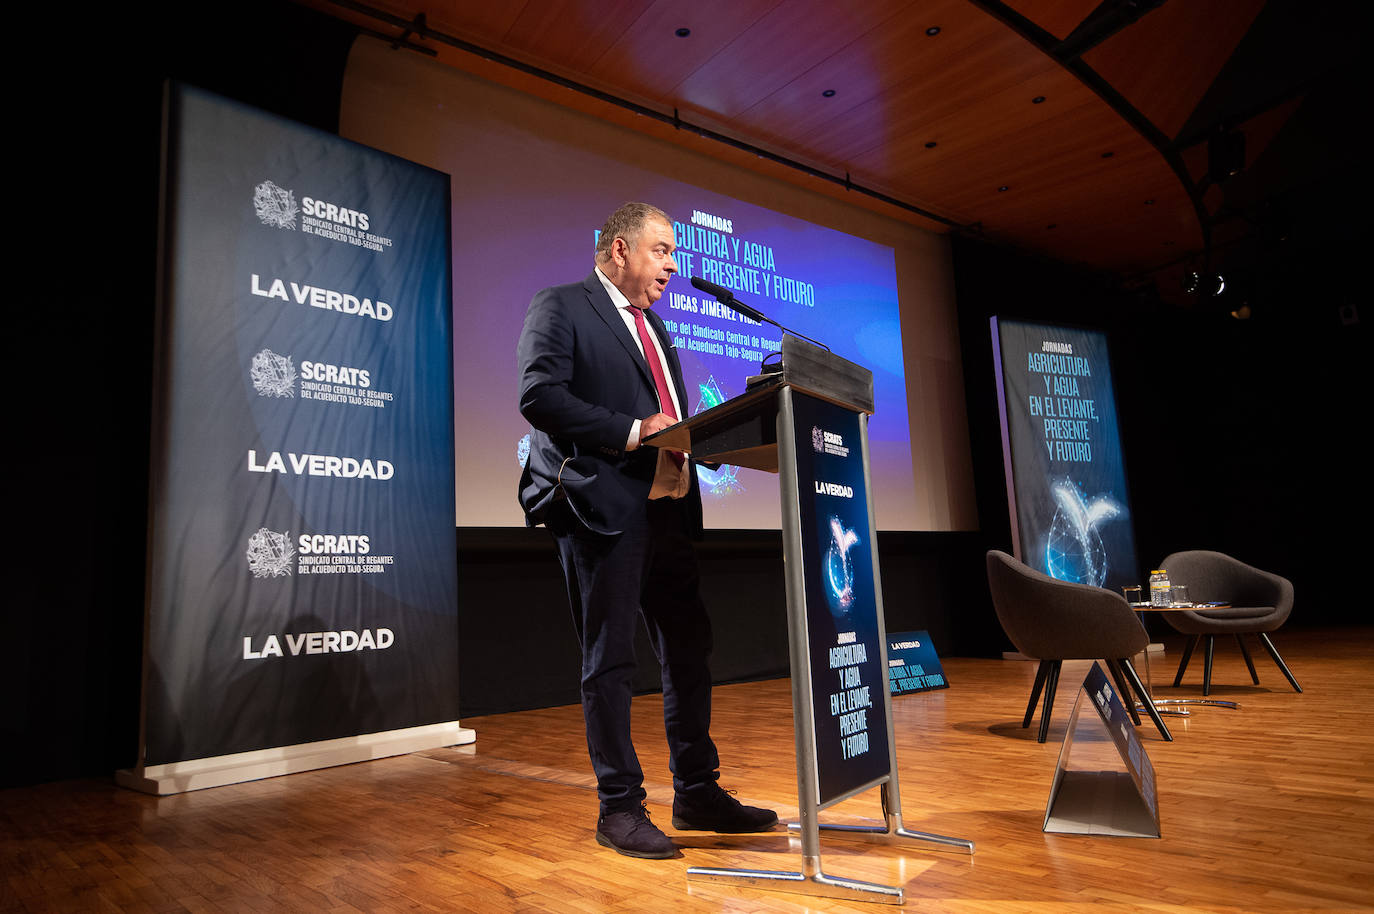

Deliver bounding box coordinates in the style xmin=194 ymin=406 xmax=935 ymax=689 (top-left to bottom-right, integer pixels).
xmin=688 ymin=276 xmax=830 ymax=352
xmin=688 ymin=277 xmax=766 ymax=323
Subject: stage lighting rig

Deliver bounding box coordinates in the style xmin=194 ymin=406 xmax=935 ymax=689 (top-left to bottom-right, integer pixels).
xmin=1182 ymin=271 xmax=1226 ymax=297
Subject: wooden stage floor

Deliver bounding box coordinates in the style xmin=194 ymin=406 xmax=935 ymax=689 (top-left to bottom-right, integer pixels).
xmin=4 ymin=627 xmax=1372 ymax=913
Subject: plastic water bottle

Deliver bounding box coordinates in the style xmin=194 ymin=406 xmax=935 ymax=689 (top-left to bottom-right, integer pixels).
xmin=1149 ymin=569 xmax=1171 ymax=607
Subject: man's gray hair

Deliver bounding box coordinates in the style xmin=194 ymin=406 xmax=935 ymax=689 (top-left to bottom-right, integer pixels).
xmin=594 ymin=202 xmax=672 ymax=264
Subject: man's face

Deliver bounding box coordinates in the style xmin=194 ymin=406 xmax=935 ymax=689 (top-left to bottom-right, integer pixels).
xmin=612 ymin=217 xmax=677 ymax=309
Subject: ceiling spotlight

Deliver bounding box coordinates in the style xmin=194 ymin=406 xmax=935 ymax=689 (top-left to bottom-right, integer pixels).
xmin=822 ymin=89 xmax=836 ymax=97
xmin=1032 ymin=95 xmax=1046 ymax=104
xmin=1230 ymin=304 xmax=1251 ymax=320
xmin=1101 ymin=151 xmax=1114 ymax=158
xmin=998 ymin=185 xmax=1009 ymax=192
xmin=924 ymin=141 xmax=937 ymax=148
xmin=926 ymin=26 xmax=941 ymax=36
xmin=674 ymin=27 xmax=691 ymax=37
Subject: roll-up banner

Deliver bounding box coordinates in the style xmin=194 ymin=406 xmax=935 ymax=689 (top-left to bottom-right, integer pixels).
xmin=126 ymin=84 xmax=464 ymax=793
xmin=791 ymin=395 xmax=891 ymax=808
xmin=990 ymin=318 xmax=1139 ymax=594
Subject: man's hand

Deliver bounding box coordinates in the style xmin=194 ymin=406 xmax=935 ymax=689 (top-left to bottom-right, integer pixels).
xmin=640 ymin=412 xmax=677 ymax=439
xmin=640 ymin=411 xmax=689 ymax=462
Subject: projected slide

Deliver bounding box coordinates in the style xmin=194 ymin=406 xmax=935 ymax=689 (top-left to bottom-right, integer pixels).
xmin=628 ymin=203 xmax=903 ymax=507
xmin=991 ymin=318 xmax=1139 ymax=593
xmin=447 ymin=131 xmax=910 ymax=529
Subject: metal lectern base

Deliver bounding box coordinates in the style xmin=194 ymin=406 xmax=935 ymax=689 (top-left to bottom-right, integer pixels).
xmin=686 ymin=802 xmax=975 ymax=905
xmin=688 ymin=856 xmax=905 ymax=905
xmin=795 ymin=819 xmax=976 ymax=853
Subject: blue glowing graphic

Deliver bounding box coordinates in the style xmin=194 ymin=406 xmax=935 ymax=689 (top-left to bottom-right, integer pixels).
xmin=1044 ymin=478 xmax=1122 ymax=587
xmin=824 ymin=516 xmax=860 ymax=617
xmin=693 ymin=375 xmax=745 ymax=496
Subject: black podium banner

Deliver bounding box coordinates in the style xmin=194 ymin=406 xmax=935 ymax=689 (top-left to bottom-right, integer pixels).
xmin=791 ymin=394 xmax=891 ymax=806
xmin=141 ymin=84 xmax=457 ymax=766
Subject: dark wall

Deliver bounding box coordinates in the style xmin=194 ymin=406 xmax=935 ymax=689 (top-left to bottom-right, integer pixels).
xmin=9 ymin=0 xmax=358 ymax=789
xmin=952 ymin=234 xmax=1366 ymax=636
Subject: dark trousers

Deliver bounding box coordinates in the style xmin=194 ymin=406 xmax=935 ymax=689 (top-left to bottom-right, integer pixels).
xmin=548 ymin=496 xmax=720 ymax=814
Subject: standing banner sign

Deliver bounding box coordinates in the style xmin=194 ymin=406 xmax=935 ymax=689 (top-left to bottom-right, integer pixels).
xmin=678 ymin=341 xmax=974 ymax=905
xmin=886 ymin=630 xmax=949 ymax=696
xmin=789 ymin=395 xmax=891 ymax=806
xmin=122 ymin=84 xmax=467 ymax=794
xmin=1044 ymin=663 xmax=1160 ymax=838
xmin=990 ymin=318 xmax=1139 ymax=595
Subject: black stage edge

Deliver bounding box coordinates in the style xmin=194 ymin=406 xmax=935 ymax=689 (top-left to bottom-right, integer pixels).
xmin=456 ymin=527 xmax=993 ymax=719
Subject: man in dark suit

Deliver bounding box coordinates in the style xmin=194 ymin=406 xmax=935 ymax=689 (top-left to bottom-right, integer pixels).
xmin=517 ymin=202 xmax=777 ymax=858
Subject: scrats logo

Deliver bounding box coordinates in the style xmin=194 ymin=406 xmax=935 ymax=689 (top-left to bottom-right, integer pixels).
xmin=253 ymin=180 xmax=298 ymax=229
xmin=250 ymin=349 xmax=296 ymax=398
xmin=811 ymin=426 xmax=850 ymax=458
xmin=246 ymin=527 xmax=294 ymax=578
xmin=253 ymin=180 xmax=371 ymax=231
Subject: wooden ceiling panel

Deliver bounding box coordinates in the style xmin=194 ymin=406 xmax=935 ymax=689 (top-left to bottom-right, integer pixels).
xmin=1083 ymin=0 xmax=1265 ymax=140
xmin=296 ymin=0 xmax=1262 ymax=276
xmin=797 ymin=27 xmax=1057 ymax=171
xmin=413 ymin=0 xmax=525 ymax=42
xmin=580 ymin=0 xmax=779 ymax=101
xmin=1001 ymin=0 xmax=1099 ymax=40
xmin=997 ymin=181 xmax=1202 ymax=273
xmin=667 ymin=0 xmax=913 ymax=120
xmin=727 ymin=0 xmax=1012 ymax=163
xmin=997 ymin=154 xmax=1191 ymax=227
xmin=968 ymin=147 xmax=1163 ymax=224
xmin=846 ymin=67 xmax=1105 ymax=199
xmin=498 ymin=0 xmax=659 ymax=73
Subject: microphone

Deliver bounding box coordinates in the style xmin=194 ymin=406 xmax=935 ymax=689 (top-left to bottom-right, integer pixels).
xmin=688 ymin=276 xmax=829 ymax=352
xmin=689 ymin=277 xmax=766 ymax=323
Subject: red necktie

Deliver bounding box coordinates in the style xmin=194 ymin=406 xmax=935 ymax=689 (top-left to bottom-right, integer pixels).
xmin=630 ymin=306 xmax=684 ymax=466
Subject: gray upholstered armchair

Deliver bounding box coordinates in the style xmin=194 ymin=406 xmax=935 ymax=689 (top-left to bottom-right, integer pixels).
xmin=985 ymin=550 xmax=1172 ymax=742
xmin=1158 ymin=550 xmax=1302 ymax=696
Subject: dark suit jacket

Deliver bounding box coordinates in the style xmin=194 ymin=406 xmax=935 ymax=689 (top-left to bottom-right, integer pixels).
xmin=517 ymin=272 xmax=703 ymax=536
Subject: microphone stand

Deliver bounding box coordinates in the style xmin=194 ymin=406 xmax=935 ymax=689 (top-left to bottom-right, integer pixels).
xmin=689 ymin=277 xmax=830 ymax=352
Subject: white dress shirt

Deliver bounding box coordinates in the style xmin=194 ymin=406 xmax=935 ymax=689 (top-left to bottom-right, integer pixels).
xmin=594 ymin=268 xmax=690 ymax=499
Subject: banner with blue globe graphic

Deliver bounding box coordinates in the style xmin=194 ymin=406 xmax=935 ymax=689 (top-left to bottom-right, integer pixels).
xmin=991 ymin=318 xmax=1139 ymax=593
xmin=139 ymin=84 xmax=458 ymax=771
xmin=791 ymin=394 xmax=892 ymax=807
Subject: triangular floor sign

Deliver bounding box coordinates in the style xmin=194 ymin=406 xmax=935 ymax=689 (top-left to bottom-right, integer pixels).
xmin=1044 ymin=662 xmax=1160 ymax=838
